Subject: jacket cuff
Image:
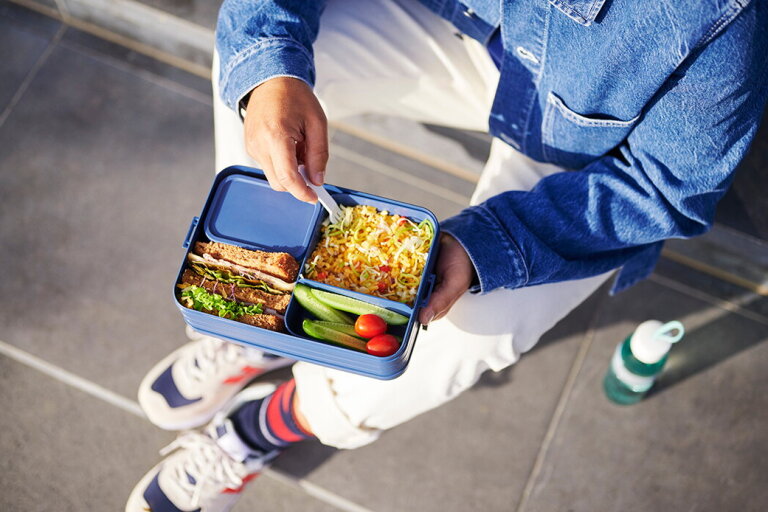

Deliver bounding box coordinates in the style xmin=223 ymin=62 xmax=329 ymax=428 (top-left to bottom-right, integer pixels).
xmin=217 ymin=39 xmax=315 ymax=112
xmin=441 ymin=205 xmax=529 ymax=293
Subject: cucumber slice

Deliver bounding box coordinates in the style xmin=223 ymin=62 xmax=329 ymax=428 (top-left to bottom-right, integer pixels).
xmin=302 ymin=319 xmax=368 ymax=352
xmin=313 ymin=321 xmax=364 ymax=338
xmin=311 ymin=289 xmax=409 ymax=325
xmin=293 ymin=284 xmax=353 ymax=324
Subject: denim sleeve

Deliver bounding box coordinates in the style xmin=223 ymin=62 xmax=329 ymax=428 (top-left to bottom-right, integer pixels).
xmin=215 ymin=0 xmax=326 ymax=111
xmin=442 ymin=3 xmax=768 ymax=294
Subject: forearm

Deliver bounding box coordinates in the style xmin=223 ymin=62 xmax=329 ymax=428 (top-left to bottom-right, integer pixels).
xmin=441 ymin=162 xmax=675 ymax=293
xmin=215 ymin=0 xmax=326 ymax=110
xmin=445 ymin=3 xmax=768 ymax=294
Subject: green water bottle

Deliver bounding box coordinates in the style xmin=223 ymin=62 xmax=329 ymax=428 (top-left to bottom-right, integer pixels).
xmin=603 ymin=320 xmax=684 ymax=405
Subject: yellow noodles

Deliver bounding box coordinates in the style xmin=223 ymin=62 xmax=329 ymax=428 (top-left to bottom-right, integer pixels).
xmin=305 ymin=205 xmax=434 ymax=305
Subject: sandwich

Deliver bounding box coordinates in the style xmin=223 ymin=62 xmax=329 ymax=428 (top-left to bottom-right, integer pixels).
xmin=177 ymin=241 xmax=298 ymax=332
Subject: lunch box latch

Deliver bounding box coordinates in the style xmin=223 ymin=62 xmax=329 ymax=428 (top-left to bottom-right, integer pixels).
xmin=183 ymin=216 xmax=200 ymax=249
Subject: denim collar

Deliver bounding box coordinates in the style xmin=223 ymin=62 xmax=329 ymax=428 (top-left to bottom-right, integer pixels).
xmin=549 ymin=0 xmax=607 ymax=26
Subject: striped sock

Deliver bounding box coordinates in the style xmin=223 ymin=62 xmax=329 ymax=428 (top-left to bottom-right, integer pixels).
xmin=230 ymin=379 xmax=313 ymax=453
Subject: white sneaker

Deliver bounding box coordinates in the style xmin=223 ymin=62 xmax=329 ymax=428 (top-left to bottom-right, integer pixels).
xmin=127 ymin=383 xmax=280 ymax=512
xmin=138 ymin=327 xmax=292 ymax=430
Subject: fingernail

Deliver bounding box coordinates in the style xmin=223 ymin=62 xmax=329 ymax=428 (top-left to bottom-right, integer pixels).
xmin=424 ymin=312 xmax=434 ymax=325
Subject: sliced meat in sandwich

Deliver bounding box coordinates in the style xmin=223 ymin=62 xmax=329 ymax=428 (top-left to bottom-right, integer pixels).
xmin=187 ymin=241 xmax=297 ymax=293
xmin=177 ymin=241 xmax=299 ymax=332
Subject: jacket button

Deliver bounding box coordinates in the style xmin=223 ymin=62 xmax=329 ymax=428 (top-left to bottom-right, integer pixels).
xmin=463 ymin=8 xmax=475 ymax=18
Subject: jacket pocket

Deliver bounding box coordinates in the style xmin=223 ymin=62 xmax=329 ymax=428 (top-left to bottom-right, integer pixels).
xmin=542 ymin=92 xmax=640 ymax=169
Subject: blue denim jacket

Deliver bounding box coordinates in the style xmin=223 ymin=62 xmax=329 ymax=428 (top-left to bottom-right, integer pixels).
xmin=216 ymin=0 xmax=768 ymax=294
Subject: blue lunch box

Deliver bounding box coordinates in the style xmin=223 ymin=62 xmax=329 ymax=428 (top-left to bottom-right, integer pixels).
xmin=174 ymin=166 xmax=440 ymax=380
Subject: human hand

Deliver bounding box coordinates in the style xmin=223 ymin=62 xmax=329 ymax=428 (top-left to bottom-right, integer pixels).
xmin=419 ymin=234 xmax=475 ymax=325
xmin=243 ymin=77 xmax=328 ymax=203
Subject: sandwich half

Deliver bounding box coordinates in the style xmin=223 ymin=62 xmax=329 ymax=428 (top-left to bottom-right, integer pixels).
xmin=177 ymin=241 xmax=298 ymax=332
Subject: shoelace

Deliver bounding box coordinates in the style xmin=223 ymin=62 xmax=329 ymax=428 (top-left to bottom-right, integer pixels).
xmin=160 ymin=431 xmax=246 ymax=509
xmin=184 ymin=338 xmax=246 ymax=383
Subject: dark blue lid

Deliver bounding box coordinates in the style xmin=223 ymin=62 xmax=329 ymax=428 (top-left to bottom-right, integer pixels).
xmin=204 ymin=173 xmax=321 ymax=260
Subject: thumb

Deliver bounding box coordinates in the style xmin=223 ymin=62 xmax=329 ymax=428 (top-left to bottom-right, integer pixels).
xmin=303 ymin=111 xmax=328 ymax=186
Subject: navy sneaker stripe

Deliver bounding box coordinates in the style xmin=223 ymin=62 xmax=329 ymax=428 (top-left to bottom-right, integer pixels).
xmin=143 ymin=473 xmax=200 ymax=512
xmin=151 ymin=366 xmax=202 ymax=408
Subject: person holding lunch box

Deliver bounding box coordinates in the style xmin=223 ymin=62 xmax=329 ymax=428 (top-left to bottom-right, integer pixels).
xmin=127 ymin=1 xmax=768 ymax=510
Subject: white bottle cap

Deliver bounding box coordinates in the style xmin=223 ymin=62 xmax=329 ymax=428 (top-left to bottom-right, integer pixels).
xmin=629 ymin=320 xmax=685 ymax=364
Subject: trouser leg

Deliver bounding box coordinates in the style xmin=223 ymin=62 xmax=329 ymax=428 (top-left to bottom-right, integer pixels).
xmin=212 ymin=52 xmax=256 ymax=172
xmin=294 ymin=141 xmax=611 ymax=449
xmin=311 ymin=0 xmax=498 ymax=128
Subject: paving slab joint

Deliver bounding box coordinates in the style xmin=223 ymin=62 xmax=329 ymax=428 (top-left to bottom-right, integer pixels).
xmin=663 ymin=224 xmax=768 ymax=297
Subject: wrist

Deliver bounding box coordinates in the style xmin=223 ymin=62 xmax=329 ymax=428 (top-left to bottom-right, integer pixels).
xmin=239 ymin=77 xmax=313 ymax=121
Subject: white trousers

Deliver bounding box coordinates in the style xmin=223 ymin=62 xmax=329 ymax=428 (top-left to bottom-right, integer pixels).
xmin=213 ymin=0 xmax=611 ymax=449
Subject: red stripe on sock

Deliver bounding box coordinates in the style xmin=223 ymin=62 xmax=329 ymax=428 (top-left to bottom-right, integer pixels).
xmin=265 ymin=381 xmax=306 ymax=443
xmin=280 ymin=379 xmax=295 ymax=411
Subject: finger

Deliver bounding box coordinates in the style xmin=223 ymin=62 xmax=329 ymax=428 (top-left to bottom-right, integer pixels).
xmin=303 ymin=115 xmax=329 ymax=186
xmin=258 ymin=153 xmax=287 ymax=193
xmin=244 ymin=124 xmax=288 ymax=193
xmin=419 ymin=275 xmax=465 ymax=325
xmin=269 ymin=136 xmax=317 ymax=203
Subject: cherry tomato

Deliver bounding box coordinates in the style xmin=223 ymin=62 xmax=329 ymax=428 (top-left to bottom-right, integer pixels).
xmin=316 ymin=271 xmax=328 ymax=280
xmin=379 ymin=265 xmax=391 ymax=273
xmin=354 ymin=314 xmax=387 ymax=338
xmin=366 ymin=334 xmax=400 ymax=357
xmin=377 ymin=281 xmax=388 ymax=293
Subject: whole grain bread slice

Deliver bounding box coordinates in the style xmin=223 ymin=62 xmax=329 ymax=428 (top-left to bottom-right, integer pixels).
xmin=194 ymin=242 xmax=298 ymax=282
xmin=239 ymin=313 xmax=284 ymax=332
xmin=195 ymin=308 xmax=284 ymax=332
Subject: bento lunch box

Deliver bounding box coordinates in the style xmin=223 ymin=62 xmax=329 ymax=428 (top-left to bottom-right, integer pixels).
xmin=174 ymin=165 xmax=440 ymax=380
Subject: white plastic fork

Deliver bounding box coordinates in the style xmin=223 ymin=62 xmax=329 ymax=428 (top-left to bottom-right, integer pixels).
xmin=298 ymin=165 xmax=344 ymax=224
